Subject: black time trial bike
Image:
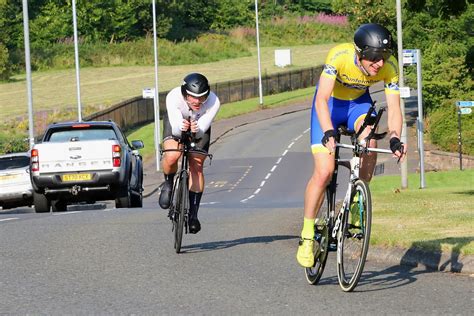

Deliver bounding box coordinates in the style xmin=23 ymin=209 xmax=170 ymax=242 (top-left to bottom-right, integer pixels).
xmin=304 ymin=102 xmax=399 ymax=292
xmin=160 ymin=130 xmax=212 ymax=253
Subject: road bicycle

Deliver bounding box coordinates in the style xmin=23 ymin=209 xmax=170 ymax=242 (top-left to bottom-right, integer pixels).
xmin=305 ymin=103 xmax=399 ymax=292
xmin=160 ymin=131 xmax=212 ymax=253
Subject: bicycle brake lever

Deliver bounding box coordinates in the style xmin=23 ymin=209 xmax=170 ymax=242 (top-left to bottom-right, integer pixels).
xmin=396 ymin=144 xmax=404 ymax=164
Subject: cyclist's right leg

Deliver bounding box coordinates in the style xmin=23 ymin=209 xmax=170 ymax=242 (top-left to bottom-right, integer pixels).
xmin=297 ymin=97 xmax=341 ymax=267
xmin=159 ymin=113 xmax=182 ymax=209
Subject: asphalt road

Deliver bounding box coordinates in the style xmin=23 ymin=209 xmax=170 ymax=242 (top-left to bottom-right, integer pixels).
xmin=0 ymin=109 xmax=472 ymax=314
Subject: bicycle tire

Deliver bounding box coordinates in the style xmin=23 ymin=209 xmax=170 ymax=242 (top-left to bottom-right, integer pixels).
xmin=337 ymin=179 xmax=372 ymax=292
xmin=305 ymin=188 xmax=332 ymax=285
xmin=174 ymin=171 xmax=189 ymax=253
xmin=171 ymin=178 xmax=180 ymax=250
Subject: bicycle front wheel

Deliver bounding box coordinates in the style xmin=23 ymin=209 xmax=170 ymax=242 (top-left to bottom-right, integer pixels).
xmin=174 ymin=171 xmax=189 ymax=253
xmin=337 ymin=179 xmax=372 ymax=292
xmin=305 ymin=189 xmax=332 ymax=285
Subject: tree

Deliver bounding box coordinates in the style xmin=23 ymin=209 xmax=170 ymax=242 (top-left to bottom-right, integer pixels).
xmin=211 ymin=0 xmax=254 ymax=30
xmin=331 ymin=0 xmax=396 ymax=32
xmin=0 ymin=42 xmax=10 ymax=81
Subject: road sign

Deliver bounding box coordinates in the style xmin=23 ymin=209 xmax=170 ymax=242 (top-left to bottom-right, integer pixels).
xmin=459 ymin=107 xmax=472 ymax=115
xmin=403 ymin=49 xmax=417 ymax=65
xmin=456 ymin=101 xmax=474 ymax=107
xmin=142 ymin=88 xmax=155 ymax=99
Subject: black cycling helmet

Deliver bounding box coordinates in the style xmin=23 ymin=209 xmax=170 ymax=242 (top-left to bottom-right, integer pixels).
xmin=181 ymin=73 xmax=210 ymax=99
xmin=354 ymin=23 xmax=393 ymax=62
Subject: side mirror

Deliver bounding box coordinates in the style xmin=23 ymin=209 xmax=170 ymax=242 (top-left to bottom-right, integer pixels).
xmin=131 ymin=140 xmax=144 ymax=150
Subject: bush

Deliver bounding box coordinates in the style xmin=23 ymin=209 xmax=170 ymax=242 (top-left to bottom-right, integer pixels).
xmin=0 ymin=42 xmax=10 ymax=81
xmin=233 ymin=14 xmax=351 ymax=46
xmin=14 ymin=34 xmax=252 ymax=71
xmin=427 ymin=104 xmax=474 ymax=156
xmin=0 ymin=131 xmax=29 ymax=155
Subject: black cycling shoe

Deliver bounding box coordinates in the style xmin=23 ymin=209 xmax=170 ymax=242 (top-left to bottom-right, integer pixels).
xmin=188 ymin=218 xmax=201 ymax=234
xmin=159 ymin=181 xmax=172 ymax=209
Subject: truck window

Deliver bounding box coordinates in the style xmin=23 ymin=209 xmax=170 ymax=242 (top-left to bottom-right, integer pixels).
xmin=48 ymin=128 xmax=117 ymax=142
xmin=0 ymin=155 xmax=30 ymax=170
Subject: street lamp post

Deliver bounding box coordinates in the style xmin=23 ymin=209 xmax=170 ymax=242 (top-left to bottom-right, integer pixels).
xmin=152 ymin=0 xmax=161 ymax=171
xmin=396 ymin=0 xmax=408 ymax=188
xmin=22 ymin=0 xmax=34 ymax=149
xmin=72 ymin=0 xmax=82 ymax=121
xmin=254 ymin=0 xmax=263 ymax=106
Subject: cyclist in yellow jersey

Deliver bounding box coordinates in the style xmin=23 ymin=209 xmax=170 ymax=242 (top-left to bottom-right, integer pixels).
xmin=297 ymin=23 xmax=407 ymax=267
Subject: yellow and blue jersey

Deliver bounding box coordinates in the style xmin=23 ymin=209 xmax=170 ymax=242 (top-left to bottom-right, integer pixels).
xmin=321 ymin=43 xmax=400 ymax=100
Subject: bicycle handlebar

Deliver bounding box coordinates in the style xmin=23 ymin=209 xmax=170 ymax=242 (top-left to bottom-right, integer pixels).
xmin=336 ymin=143 xmax=392 ymax=154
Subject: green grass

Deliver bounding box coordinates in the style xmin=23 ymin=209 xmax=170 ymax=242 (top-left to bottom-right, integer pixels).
xmin=0 ymin=44 xmax=333 ymax=120
xmin=370 ymin=169 xmax=474 ymax=255
xmin=127 ymin=86 xmax=315 ymax=159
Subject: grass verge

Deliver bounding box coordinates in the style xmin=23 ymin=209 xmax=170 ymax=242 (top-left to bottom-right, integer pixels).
xmin=0 ymin=44 xmax=332 ymax=119
xmin=370 ymin=169 xmax=474 ymax=255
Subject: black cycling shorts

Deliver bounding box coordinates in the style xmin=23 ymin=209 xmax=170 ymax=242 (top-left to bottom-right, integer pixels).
xmin=162 ymin=112 xmax=211 ymax=152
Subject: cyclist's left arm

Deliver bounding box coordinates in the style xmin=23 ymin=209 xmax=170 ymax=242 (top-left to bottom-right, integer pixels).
xmin=386 ymin=93 xmax=407 ymax=160
xmin=195 ymin=93 xmax=221 ymax=138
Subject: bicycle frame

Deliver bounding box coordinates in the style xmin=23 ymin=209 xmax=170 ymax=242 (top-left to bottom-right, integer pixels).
xmin=160 ymin=131 xmax=212 ymax=252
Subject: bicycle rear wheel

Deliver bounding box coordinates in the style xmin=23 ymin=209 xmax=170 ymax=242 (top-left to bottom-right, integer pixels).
xmin=174 ymin=171 xmax=189 ymax=253
xmin=305 ymin=189 xmax=332 ymax=285
xmin=337 ymin=179 xmax=372 ymax=292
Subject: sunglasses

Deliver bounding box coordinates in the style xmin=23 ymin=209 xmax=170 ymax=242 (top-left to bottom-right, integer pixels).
xmin=363 ymin=48 xmax=392 ymax=62
xmin=186 ymin=94 xmax=208 ymax=103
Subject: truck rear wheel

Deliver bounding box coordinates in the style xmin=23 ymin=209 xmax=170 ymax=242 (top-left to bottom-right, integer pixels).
xmin=34 ymin=192 xmax=50 ymax=213
xmin=115 ymin=181 xmax=131 ymax=208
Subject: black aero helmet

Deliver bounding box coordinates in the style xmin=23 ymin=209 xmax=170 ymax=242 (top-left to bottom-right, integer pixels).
xmin=181 ymin=73 xmax=210 ymax=99
xmin=354 ymin=23 xmax=393 ymax=62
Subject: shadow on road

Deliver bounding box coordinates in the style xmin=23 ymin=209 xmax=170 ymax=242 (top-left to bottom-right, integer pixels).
xmin=400 ymin=237 xmax=473 ymax=273
xmin=181 ymin=234 xmax=298 ymax=253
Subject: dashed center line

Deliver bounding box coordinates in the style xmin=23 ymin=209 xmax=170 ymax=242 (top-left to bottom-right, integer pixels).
xmin=241 ymin=128 xmax=309 ymax=203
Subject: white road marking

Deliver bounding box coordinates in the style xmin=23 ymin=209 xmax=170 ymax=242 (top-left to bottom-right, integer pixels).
xmin=0 ymin=217 xmax=19 ymax=222
xmin=201 ymin=201 xmax=219 ymax=205
xmin=240 ymin=129 xmax=307 ymax=203
xmin=53 ymin=211 xmax=82 ymax=216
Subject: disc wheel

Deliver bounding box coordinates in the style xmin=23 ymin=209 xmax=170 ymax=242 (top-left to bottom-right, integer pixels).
xmin=174 ymin=171 xmax=188 ymax=254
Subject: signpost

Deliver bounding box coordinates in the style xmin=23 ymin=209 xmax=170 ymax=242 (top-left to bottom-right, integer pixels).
xmin=403 ymin=49 xmax=425 ymax=188
xmin=456 ymin=101 xmax=474 ymax=170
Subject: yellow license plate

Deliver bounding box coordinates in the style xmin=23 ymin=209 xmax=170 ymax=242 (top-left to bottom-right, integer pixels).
xmin=62 ymin=173 xmax=92 ymax=182
xmin=0 ymin=174 xmax=19 ymax=181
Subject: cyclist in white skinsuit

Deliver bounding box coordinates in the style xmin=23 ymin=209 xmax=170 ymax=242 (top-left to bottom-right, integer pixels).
xmin=159 ymin=73 xmax=221 ymax=234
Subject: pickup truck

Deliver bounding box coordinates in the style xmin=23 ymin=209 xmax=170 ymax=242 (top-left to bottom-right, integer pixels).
xmin=30 ymin=121 xmax=144 ymax=213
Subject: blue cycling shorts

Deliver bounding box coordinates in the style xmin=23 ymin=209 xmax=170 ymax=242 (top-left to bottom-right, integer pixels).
xmin=310 ymin=89 xmax=374 ymax=154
